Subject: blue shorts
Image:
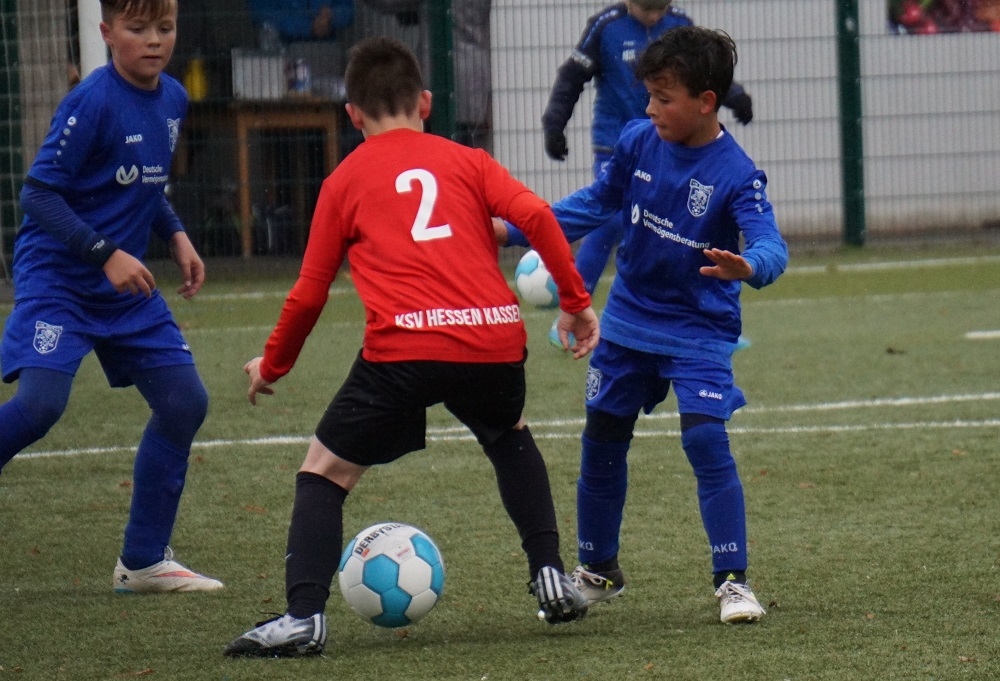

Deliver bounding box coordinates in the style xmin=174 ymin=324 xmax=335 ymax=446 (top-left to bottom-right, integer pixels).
xmin=584 ymin=340 xmax=746 ymax=420
xmin=1 ymin=295 xmax=194 ymax=387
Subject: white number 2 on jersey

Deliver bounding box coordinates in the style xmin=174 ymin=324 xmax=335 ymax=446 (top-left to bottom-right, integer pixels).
xmin=395 ymin=168 xmax=453 ymax=242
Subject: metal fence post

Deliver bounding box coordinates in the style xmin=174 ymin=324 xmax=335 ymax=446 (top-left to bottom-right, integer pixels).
xmin=427 ymin=0 xmax=456 ymax=140
xmin=1 ymin=0 xmax=23 ymax=277
xmin=836 ymin=0 xmax=865 ymax=246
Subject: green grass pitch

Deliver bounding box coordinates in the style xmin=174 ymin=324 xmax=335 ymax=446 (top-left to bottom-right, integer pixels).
xmin=2 ymin=243 xmax=999 ymax=680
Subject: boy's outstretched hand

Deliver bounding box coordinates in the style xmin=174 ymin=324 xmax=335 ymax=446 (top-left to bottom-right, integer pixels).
xmin=700 ymin=248 xmax=753 ymax=281
xmin=554 ymin=307 xmax=600 ymax=359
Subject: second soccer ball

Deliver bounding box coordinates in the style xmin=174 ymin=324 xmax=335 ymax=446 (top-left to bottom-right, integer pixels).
xmin=514 ymin=250 xmax=559 ymax=309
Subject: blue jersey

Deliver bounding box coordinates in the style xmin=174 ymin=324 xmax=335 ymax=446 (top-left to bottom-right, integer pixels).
xmin=553 ymin=121 xmax=788 ymax=364
xmin=542 ymin=3 xmax=693 ymax=152
xmin=13 ymin=64 xmax=187 ymax=303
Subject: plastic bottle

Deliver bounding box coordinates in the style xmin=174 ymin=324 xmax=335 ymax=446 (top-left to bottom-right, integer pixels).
xmin=183 ymin=56 xmax=208 ymax=101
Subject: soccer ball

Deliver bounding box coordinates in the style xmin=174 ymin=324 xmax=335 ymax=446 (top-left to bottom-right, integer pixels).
xmin=338 ymin=522 xmax=445 ymax=628
xmin=514 ymin=249 xmax=559 ymax=309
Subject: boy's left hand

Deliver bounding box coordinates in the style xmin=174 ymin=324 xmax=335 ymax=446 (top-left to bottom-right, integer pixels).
xmin=169 ymin=232 xmax=205 ymax=299
xmin=700 ymin=248 xmax=753 ymax=281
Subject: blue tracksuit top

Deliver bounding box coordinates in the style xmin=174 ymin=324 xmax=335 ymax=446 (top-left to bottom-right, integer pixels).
xmin=542 ymin=4 xmax=694 ymax=153
xmin=542 ymin=3 xmax=748 ymax=155
xmin=511 ymin=120 xmax=788 ymax=364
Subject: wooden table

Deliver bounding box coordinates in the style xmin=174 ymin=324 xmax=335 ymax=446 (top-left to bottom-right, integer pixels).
xmin=181 ymin=98 xmax=340 ymax=258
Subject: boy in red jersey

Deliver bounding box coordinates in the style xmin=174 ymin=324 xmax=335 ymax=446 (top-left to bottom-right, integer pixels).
xmin=224 ymin=36 xmax=599 ymax=658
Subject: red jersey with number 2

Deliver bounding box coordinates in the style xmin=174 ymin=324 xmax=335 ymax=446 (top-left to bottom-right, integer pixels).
xmin=260 ymin=128 xmax=590 ymax=381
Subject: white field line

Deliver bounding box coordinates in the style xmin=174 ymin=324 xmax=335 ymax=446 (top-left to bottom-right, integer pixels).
xmin=965 ymin=330 xmax=1000 ymax=340
xmin=3 ymin=253 xmax=997 ymax=315
xmin=784 ymin=254 xmax=1000 ymax=275
xmin=15 ymin=391 xmax=1000 ymax=460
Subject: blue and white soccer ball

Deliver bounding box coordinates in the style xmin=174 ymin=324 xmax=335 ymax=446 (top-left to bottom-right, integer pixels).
xmin=514 ymin=249 xmax=559 ymax=309
xmin=338 ymin=522 xmax=445 ymax=628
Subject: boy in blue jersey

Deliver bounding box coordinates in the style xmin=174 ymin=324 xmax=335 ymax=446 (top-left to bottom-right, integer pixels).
xmin=0 ymin=0 xmax=222 ymax=594
xmin=501 ymin=25 xmax=787 ymax=623
xmin=542 ymin=0 xmax=754 ymax=350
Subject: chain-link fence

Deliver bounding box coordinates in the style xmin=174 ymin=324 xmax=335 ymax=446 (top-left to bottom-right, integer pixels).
xmin=2 ymin=0 xmax=998 ymax=269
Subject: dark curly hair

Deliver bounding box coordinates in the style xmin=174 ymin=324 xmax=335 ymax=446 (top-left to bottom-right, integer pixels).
xmin=634 ymin=26 xmax=737 ymax=112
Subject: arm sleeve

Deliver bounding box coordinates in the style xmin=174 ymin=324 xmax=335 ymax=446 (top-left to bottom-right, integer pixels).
xmin=742 ymin=231 xmax=788 ymax=290
xmin=503 ymin=160 xmax=622 ymax=249
xmin=505 ymin=192 xmax=591 ymax=314
xmin=259 ymin=274 xmax=330 ymax=383
xmin=541 ymin=14 xmax=602 ymax=132
xmin=551 ymin=183 xmax=620 ymax=244
xmin=151 ymin=194 xmax=186 ymax=243
xmin=259 ymin=180 xmax=346 ymax=382
xmin=732 ymin=170 xmax=788 ymax=289
xmin=19 ymin=180 xmax=119 ymax=267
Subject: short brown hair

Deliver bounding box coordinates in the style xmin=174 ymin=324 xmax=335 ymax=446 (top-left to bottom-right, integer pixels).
xmin=345 ymin=37 xmax=424 ymax=119
xmin=100 ymin=0 xmax=177 ymax=23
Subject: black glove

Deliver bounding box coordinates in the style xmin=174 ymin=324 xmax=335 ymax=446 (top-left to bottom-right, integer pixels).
xmin=544 ymin=129 xmax=568 ymax=161
xmin=728 ymin=92 xmax=753 ymax=125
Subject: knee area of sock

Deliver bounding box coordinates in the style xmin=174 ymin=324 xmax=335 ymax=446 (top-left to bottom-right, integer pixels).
xmin=681 ymin=422 xmax=735 ymax=472
xmin=173 ymin=382 xmax=208 ymax=428
xmin=153 ymin=384 xmax=208 ymax=443
xmin=483 ymin=426 xmax=537 ymax=463
xmin=580 ymin=447 xmax=628 ymax=493
xmin=13 ymin=392 xmax=66 ymax=435
xmin=583 ymin=410 xmax=635 ymax=443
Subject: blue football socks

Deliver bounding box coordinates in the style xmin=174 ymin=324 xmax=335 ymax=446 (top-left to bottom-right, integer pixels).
xmin=681 ymin=421 xmax=748 ymax=574
xmin=576 ymin=435 xmax=630 ymax=566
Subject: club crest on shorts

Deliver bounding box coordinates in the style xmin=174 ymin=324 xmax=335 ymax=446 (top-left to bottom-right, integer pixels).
xmin=687 ymin=178 xmax=713 ymax=217
xmin=33 ymin=320 xmax=63 ymax=355
xmin=585 ymin=366 xmax=602 ymax=402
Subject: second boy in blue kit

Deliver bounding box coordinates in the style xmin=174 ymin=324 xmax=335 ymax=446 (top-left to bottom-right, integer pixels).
xmin=502 ymin=26 xmax=787 ymax=623
xmin=542 ymin=0 xmax=754 ymax=350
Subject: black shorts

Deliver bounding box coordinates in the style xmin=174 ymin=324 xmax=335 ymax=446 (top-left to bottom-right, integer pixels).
xmin=315 ymin=351 xmax=527 ymax=465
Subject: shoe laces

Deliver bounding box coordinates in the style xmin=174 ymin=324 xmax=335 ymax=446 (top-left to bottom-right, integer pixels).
xmin=571 ymin=567 xmax=616 ymax=590
xmin=715 ymin=580 xmax=755 ymax=603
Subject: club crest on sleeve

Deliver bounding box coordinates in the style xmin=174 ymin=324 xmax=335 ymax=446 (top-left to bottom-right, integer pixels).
xmin=585 ymin=366 xmax=602 ymax=402
xmin=687 ymin=178 xmax=713 ymax=217
xmin=33 ymin=320 xmax=63 ymax=354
